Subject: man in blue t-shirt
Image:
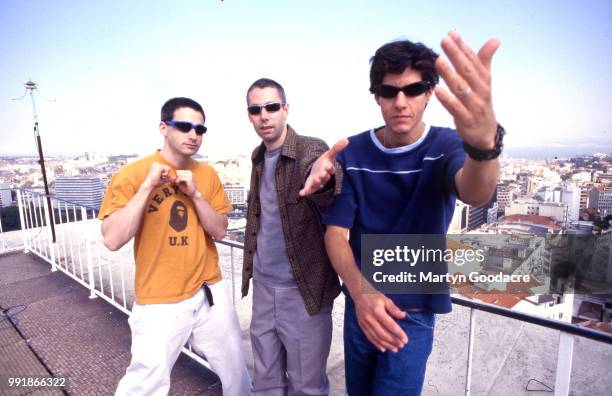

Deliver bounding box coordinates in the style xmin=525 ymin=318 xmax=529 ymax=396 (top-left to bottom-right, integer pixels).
xmin=317 ymin=32 xmax=504 ymax=394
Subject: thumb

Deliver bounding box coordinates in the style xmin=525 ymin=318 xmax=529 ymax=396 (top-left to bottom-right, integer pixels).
xmin=478 ymin=37 xmax=500 ymax=71
xmin=326 ymin=138 xmax=349 ymax=160
xmin=385 ymin=299 xmax=406 ymax=320
xmin=298 ymin=177 xmax=315 ymax=197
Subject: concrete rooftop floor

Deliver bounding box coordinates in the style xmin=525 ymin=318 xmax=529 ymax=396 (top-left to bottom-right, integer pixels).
xmin=0 ymin=251 xmax=221 ymax=396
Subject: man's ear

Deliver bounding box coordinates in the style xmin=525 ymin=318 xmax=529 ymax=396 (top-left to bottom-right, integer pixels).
xmin=159 ymin=122 xmax=168 ymax=137
xmin=374 ymin=94 xmax=380 ymax=106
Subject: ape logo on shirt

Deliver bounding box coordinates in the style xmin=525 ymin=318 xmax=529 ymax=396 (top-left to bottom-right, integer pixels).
xmin=169 ymin=200 xmax=188 ymax=232
xmin=169 ymin=200 xmax=189 ymax=246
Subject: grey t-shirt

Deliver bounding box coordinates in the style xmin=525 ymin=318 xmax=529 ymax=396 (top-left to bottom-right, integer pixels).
xmin=253 ymin=146 xmax=296 ymax=287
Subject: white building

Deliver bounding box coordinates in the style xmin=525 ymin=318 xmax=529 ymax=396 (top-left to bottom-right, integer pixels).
xmin=0 ymin=182 xmax=12 ymax=208
xmin=526 ymin=177 xmax=544 ymax=194
xmin=467 ymin=204 xmax=487 ymax=230
xmin=496 ymin=182 xmax=519 ymax=213
xmin=571 ymin=171 xmax=594 ymax=183
xmin=209 ymin=155 xmax=252 ymax=186
xmin=596 ymin=172 xmax=612 ymax=185
xmin=514 ymin=293 xmax=574 ymax=323
xmin=487 ymin=202 xmax=499 ymax=224
xmin=449 ymin=201 xmax=469 ymax=233
xmin=535 ymin=186 xmax=560 ymax=202
xmin=580 ymin=183 xmax=597 ymax=209
xmin=505 ymin=199 xmax=568 ymax=225
xmin=54 ymin=176 xmax=106 ymax=210
xmin=84 ymin=152 xmax=109 ymax=163
xmin=224 ymin=184 xmax=246 ymax=206
xmin=560 ymin=184 xmax=581 ymax=222
xmin=598 ymin=187 xmax=612 ymax=216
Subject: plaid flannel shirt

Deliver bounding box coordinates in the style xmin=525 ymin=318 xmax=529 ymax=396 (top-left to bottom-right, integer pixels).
xmin=242 ymin=125 xmax=342 ymax=315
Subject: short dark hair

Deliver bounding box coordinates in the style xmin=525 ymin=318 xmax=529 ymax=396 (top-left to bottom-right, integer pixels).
xmin=161 ymin=97 xmax=205 ymax=122
xmin=246 ymin=78 xmax=287 ymax=104
xmin=369 ymin=40 xmax=439 ymax=94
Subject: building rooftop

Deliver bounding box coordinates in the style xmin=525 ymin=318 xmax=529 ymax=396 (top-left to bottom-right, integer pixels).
xmin=0 ymin=251 xmax=221 ymax=395
xmin=500 ymin=214 xmax=561 ymax=230
xmin=2 ymin=187 xmax=612 ymax=395
xmin=2 ymin=239 xmax=612 ymax=395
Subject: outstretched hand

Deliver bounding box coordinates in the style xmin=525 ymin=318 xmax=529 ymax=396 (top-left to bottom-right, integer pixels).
xmin=434 ymin=31 xmax=500 ymax=151
xmin=299 ymin=139 xmax=349 ymax=197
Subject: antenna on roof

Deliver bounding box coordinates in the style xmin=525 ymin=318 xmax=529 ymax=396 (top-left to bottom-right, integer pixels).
xmin=10 ymin=80 xmax=57 ymax=243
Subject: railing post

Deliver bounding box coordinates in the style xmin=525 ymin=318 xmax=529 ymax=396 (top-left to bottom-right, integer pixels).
xmin=82 ymin=207 xmax=97 ymax=299
xmin=43 ymin=194 xmax=57 ymax=271
xmin=16 ymin=190 xmax=28 ymax=252
xmin=465 ymin=307 xmax=476 ymax=396
xmin=554 ymin=332 xmax=574 ymax=396
xmin=0 ymin=205 xmax=5 ymax=252
xmin=230 ymin=246 xmax=236 ymax=304
xmin=24 ymin=192 xmax=34 ymax=251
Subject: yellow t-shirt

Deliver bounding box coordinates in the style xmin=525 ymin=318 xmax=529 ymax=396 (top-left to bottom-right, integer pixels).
xmin=98 ymin=151 xmax=232 ymax=304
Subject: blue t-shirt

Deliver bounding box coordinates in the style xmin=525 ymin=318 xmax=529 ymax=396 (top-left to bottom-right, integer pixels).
xmin=323 ymin=125 xmax=465 ymax=313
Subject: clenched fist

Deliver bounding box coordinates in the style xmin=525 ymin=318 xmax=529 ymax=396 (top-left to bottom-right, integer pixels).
xmin=175 ymin=170 xmax=199 ymax=197
xmin=142 ymin=162 xmax=175 ymax=190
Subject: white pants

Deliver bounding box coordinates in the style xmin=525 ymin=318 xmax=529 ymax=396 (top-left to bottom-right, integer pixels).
xmin=115 ymin=280 xmax=251 ymax=396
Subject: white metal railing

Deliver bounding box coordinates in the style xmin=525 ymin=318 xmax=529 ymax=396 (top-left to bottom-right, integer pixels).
xmin=0 ymin=188 xmax=26 ymax=254
xmin=6 ymin=188 xmax=246 ymax=369
xmin=2 ymin=188 xmax=612 ymax=395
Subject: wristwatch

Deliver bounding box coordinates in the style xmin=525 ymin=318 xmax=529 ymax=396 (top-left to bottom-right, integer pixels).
xmin=462 ymin=123 xmax=506 ymax=161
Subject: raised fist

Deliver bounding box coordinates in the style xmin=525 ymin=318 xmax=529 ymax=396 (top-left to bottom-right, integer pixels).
xmin=143 ymin=162 xmax=174 ymax=189
xmin=175 ymin=170 xmax=198 ymax=197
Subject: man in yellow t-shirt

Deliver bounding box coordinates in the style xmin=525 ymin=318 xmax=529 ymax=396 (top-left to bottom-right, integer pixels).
xmin=98 ymin=97 xmax=250 ymax=396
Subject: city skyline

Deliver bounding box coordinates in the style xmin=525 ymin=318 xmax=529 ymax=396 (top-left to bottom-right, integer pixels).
xmin=1 ymin=1 xmax=611 ymax=157
xmin=1 ymin=148 xmax=612 ymax=162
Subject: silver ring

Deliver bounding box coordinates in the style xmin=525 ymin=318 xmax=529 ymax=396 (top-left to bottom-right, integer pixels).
xmin=460 ymin=87 xmax=471 ymax=98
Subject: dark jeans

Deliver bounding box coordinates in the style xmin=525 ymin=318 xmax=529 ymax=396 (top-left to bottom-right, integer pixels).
xmin=344 ymin=297 xmax=435 ymax=396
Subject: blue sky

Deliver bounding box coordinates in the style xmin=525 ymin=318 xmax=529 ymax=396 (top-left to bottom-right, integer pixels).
xmin=1 ymin=0 xmax=610 ymax=156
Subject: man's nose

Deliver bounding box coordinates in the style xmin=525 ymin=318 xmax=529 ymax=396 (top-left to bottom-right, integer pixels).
xmin=394 ymin=91 xmax=409 ymax=108
xmin=187 ymin=127 xmax=199 ymax=138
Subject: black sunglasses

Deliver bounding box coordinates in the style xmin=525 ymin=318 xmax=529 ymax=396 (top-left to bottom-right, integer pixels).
xmin=247 ymin=102 xmax=284 ymax=116
xmin=164 ymin=120 xmax=207 ymax=135
xmin=375 ymin=81 xmax=433 ymax=99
